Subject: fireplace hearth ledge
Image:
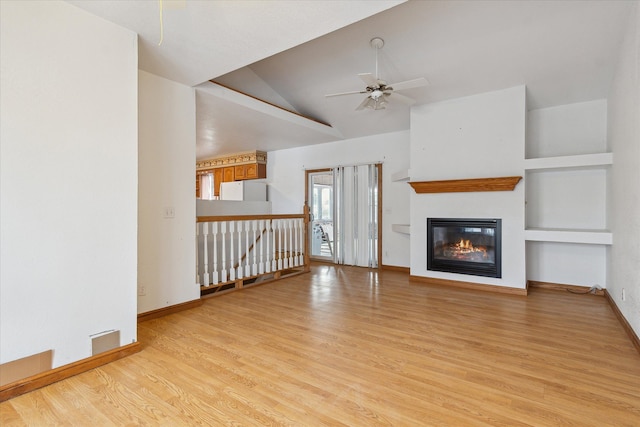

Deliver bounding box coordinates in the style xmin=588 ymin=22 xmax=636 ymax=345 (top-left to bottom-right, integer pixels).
xmin=409 ymin=275 xmax=528 ymax=296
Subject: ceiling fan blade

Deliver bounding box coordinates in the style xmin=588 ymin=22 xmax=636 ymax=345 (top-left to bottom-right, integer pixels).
xmin=355 ymin=96 xmax=373 ymax=111
xmin=387 ymin=77 xmax=429 ymax=92
xmin=390 ymin=92 xmax=416 ymax=105
xmin=358 ymin=73 xmax=380 ymax=88
xmin=325 ymin=89 xmax=368 ymax=98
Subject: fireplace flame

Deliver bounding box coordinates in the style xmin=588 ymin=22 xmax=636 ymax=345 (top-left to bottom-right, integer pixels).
xmin=451 ymin=239 xmax=487 ymax=258
xmin=459 ymin=239 xmax=472 ymax=249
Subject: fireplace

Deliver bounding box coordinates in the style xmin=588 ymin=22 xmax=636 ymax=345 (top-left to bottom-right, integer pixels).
xmin=427 ymin=218 xmax=501 ymax=278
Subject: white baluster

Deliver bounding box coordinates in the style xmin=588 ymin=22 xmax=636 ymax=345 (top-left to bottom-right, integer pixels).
xmin=296 ymin=218 xmax=302 ymax=266
xmin=293 ymin=219 xmax=299 ymax=267
xmin=202 ymin=222 xmax=210 ymax=286
xmin=277 ymin=219 xmax=283 ymax=271
xmin=288 ymin=219 xmax=294 ymax=268
xmin=229 ymin=221 xmax=236 ymax=281
xmin=298 ymin=218 xmax=304 ymax=265
xmin=283 ymin=219 xmax=287 ymax=269
xmin=272 ymin=219 xmax=278 ymax=272
xmin=253 ymin=220 xmax=259 ymax=275
xmin=263 ymin=219 xmax=270 ymax=273
xmin=221 ymin=222 xmax=227 ymax=282
xmin=245 ymin=220 xmax=251 ymax=277
xmin=236 ymin=220 xmax=243 ymax=279
xmin=212 ymin=221 xmax=219 ymax=285
xmin=281 ymin=219 xmax=288 ymax=269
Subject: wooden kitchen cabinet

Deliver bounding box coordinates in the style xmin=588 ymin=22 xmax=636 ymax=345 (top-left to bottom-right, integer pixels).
xmin=244 ymin=162 xmax=266 ymax=179
xmin=234 ymin=164 xmax=246 ymax=180
xmin=213 ymin=168 xmax=224 ymax=197
xmin=232 ymin=163 xmax=266 ymax=180
xmin=223 ymin=167 xmax=235 ymax=183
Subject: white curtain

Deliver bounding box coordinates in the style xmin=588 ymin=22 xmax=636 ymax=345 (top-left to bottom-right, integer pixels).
xmin=333 ymin=164 xmax=378 ymax=267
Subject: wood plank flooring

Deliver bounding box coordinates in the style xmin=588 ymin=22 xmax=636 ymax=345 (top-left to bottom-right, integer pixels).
xmin=2 ymin=264 xmax=639 ymax=426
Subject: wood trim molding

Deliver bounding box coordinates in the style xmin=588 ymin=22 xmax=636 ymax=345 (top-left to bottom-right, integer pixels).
xmin=211 ymin=81 xmax=332 ymax=128
xmin=527 ymin=280 xmax=605 ymax=296
xmin=0 ymin=342 xmax=141 ymax=402
xmin=604 ymin=290 xmax=640 ymax=355
xmin=381 ymin=265 xmax=410 ymax=274
xmin=409 ymin=176 xmax=522 ymax=194
xmin=197 ymin=213 xmax=305 ymax=223
xmin=409 ymin=275 xmax=527 ymax=296
xmin=137 ymin=299 xmax=203 ymax=323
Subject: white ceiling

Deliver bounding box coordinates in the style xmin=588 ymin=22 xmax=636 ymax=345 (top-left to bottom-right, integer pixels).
xmin=68 ymin=0 xmax=634 ymax=160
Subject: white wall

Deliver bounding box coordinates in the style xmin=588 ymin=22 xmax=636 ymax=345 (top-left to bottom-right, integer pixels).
xmin=526 ymin=241 xmax=606 ymax=288
xmin=409 ymin=86 xmax=526 ymax=289
xmin=138 ymin=71 xmax=198 ymax=314
xmin=0 ymin=1 xmax=138 ymax=367
xmin=267 ymin=130 xmax=411 ymax=268
xmin=196 ymin=200 xmax=271 ymax=216
xmin=525 ymin=100 xmax=609 ymax=288
xmin=608 ymin=5 xmax=640 ymax=336
xmin=526 ymin=100 xmax=607 ymax=159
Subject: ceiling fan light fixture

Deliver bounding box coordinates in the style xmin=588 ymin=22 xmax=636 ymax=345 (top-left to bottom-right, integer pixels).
xmin=324 ymin=36 xmax=428 ymax=111
xmin=370 ymin=89 xmax=384 ymax=100
xmin=365 ymin=96 xmax=386 ymax=110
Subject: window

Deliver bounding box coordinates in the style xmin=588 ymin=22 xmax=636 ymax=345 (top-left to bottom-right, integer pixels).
xmin=200 ymin=173 xmax=215 ymax=200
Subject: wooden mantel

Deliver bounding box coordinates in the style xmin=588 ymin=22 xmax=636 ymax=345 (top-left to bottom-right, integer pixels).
xmin=409 ymin=176 xmax=522 ymax=194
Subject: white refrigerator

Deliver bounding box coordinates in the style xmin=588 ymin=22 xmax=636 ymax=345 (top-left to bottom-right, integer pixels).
xmin=219 ymin=181 xmax=267 ymax=201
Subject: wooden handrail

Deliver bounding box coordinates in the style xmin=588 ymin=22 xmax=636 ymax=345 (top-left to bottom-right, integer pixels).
xmin=197 ymin=213 xmax=305 ymax=222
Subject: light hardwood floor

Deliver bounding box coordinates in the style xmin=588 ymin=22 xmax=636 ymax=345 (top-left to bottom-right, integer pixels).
xmin=2 ymin=264 xmax=640 ymax=426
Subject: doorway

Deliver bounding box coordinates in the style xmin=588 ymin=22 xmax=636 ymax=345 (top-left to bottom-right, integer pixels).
xmin=307 ymin=169 xmax=334 ymax=261
xmin=305 ymin=164 xmax=382 ymax=267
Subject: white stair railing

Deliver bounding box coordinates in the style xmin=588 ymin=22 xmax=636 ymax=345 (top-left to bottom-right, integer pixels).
xmin=196 ymin=209 xmax=309 ymax=290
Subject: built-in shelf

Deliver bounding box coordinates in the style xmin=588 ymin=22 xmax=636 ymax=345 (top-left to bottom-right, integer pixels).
xmin=391 ymin=169 xmax=410 ymax=182
xmin=524 ymin=228 xmax=612 ymax=245
xmin=524 ymin=152 xmax=612 ymax=171
xmin=409 ymin=176 xmax=522 ymax=194
xmin=391 ymin=224 xmax=410 ymax=234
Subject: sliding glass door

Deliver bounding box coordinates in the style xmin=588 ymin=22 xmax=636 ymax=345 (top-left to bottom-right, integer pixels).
xmin=306 ymin=164 xmax=381 ymax=267
xmin=307 ymin=170 xmax=334 ymax=261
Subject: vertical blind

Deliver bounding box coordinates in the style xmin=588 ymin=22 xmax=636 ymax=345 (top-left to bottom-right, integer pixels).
xmin=333 ymin=164 xmax=378 ymax=268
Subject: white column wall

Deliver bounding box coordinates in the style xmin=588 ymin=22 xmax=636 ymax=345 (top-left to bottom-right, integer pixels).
xmin=608 ymin=5 xmax=640 ymax=337
xmin=138 ymin=71 xmax=198 ymax=314
xmin=0 ymin=1 xmax=138 ymax=367
xmin=267 ymin=130 xmax=411 ymax=268
xmin=409 ymin=86 xmax=526 ymax=289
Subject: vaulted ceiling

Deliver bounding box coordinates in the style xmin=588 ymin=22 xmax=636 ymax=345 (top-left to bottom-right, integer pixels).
xmin=68 ymin=0 xmax=634 ymax=159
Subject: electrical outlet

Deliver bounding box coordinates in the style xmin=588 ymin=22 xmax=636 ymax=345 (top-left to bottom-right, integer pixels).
xmin=138 ymin=285 xmax=146 ymax=296
xmin=164 ymin=206 xmax=175 ymax=218
xmin=622 ymin=288 xmax=626 ymax=301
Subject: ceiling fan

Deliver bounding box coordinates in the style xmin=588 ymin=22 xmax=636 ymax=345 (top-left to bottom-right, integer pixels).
xmin=325 ymin=37 xmax=429 ymax=111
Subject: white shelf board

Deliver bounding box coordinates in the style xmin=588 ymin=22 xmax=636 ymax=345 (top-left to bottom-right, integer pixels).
xmin=391 ymin=224 xmax=410 ymax=234
xmin=391 ymin=169 xmax=410 ymax=182
xmin=524 ymin=228 xmax=612 ymax=245
xmin=524 ymin=153 xmax=612 ymax=171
